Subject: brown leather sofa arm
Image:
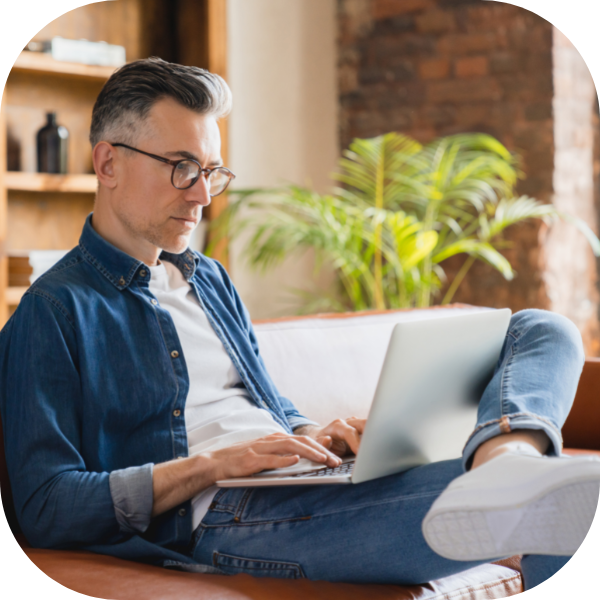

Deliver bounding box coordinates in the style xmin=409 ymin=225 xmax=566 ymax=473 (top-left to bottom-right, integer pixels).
xmin=562 ymin=358 xmax=600 ymax=451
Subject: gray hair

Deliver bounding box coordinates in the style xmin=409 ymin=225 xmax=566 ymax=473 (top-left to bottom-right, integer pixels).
xmin=89 ymin=57 xmax=232 ymax=148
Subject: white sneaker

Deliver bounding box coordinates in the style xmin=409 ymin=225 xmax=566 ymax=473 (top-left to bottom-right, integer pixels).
xmin=422 ymin=452 xmax=600 ymax=561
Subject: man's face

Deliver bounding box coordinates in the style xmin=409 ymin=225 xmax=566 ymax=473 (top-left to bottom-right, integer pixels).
xmin=111 ymin=97 xmax=222 ymax=256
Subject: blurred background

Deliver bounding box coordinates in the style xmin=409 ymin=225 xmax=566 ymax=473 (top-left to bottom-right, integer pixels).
xmin=1 ymin=0 xmax=599 ymax=354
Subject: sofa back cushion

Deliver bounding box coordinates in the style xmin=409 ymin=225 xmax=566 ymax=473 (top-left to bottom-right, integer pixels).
xmin=254 ymin=306 xmax=487 ymax=431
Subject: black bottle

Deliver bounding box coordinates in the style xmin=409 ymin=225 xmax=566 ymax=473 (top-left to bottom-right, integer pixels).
xmin=36 ymin=112 xmax=69 ymax=174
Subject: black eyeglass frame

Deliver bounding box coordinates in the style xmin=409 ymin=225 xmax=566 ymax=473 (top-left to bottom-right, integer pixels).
xmin=111 ymin=143 xmax=235 ymax=196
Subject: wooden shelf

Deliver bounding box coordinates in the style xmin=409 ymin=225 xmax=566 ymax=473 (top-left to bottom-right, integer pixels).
xmin=5 ymin=172 xmax=97 ymax=193
xmin=6 ymin=287 xmax=28 ymax=306
xmin=12 ymin=52 xmax=117 ymax=82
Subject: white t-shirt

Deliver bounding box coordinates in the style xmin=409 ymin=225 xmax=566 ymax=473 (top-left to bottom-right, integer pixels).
xmin=148 ymin=261 xmax=288 ymax=529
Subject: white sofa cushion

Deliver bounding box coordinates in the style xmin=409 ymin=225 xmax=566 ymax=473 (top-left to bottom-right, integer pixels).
xmin=254 ymin=306 xmax=491 ymax=428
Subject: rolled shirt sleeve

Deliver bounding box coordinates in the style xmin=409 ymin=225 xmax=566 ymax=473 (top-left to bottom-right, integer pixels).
xmin=109 ymin=463 xmax=155 ymax=534
xmin=286 ymin=413 xmax=320 ymax=431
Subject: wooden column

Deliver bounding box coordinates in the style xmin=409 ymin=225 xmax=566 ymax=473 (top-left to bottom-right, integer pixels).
xmin=0 ymin=100 xmax=8 ymax=325
xmin=206 ymin=0 xmax=229 ymax=268
xmin=177 ymin=0 xmax=229 ymax=267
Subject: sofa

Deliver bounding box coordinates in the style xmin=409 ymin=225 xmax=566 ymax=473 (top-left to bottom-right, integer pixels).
xmin=1 ymin=305 xmax=599 ymax=599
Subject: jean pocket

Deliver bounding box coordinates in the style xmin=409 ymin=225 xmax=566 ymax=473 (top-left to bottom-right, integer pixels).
xmin=213 ymin=551 xmax=306 ymax=579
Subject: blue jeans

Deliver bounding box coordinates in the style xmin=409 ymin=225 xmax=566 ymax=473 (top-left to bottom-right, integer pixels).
xmin=191 ymin=310 xmax=585 ymax=590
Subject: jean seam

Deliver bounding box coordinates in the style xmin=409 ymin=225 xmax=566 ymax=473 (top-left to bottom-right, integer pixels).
xmin=500 ymin=341 xmax=517 ymax=417
xmin=212 ymin=504 xmax=239 ymax=512
xmin=213 ymin=551 xmax=306 ymax=578
xmin=191 ymin=523 xmax=206 ymax=550
xmin=235 ymin=488 xmax=254 ymax=521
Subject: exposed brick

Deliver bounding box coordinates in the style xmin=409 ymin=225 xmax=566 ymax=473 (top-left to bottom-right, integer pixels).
xmin=489 ymin=52 xmax=519 ymax=74
xmin=359 ymin=61 xmax=416 ymax=85
xmin=438 ymin=32 xmax=496 ymax=55
xmin=525 ymin=102 xmax=553 ymax=122
xmin=415 ymin=8 xmax=456 ymax=33
xmin=418 ymin=58 xmax=450 ymax=80
xmin=372 ymin=33 xmax=437 ymax=59
xmin=392 ymin=81 xmax=428 ymax=105
xmin=372 ymin=0 xmax=435 ymax=20
xmin=455 ymin=56 xmax=488 ymax=78
xmin=518 ymin=176 xmax=547 ymax=197
xmin=339 ymin=64 xmax=359 ymax=94
xmin=422 ymin=105 xmax=456 ymax=127
xmin=428 ymin=78 xmax=501 ymax=103
xmin=454 ymin=103 xmax=493 ymax=126
xmin=521 ymin=150 xmax=554 ymax=172
xmin=372 ymin=15 xmax=415 ymax=36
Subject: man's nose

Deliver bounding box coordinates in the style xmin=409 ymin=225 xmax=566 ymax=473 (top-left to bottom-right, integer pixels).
xmin=184 ymin=174 xmax=212 ymax=206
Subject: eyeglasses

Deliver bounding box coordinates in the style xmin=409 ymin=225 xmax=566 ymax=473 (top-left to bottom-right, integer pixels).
xmin=111 ymin=143 xmax=236 ymax=196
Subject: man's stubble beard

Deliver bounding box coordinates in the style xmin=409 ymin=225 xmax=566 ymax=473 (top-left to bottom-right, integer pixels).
xmin=118 ymin=207 xmax=191 ymax=257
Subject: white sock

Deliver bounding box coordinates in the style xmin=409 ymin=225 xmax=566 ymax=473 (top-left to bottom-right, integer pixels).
xmin=491 ymin=441 xmax=543 ymax=459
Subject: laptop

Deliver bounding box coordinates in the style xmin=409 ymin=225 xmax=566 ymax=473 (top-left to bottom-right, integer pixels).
xmin=217 ymin=308 xmax=512 ymax=488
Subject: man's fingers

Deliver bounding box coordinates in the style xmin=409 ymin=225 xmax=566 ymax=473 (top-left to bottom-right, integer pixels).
xmin=253 ymin=453 xmax=299 ymax=472
xmin=254 ymin=438 xmax=338 ymax=466
xmin=295 ymin=434 xmax=341 ymax=465
xmin=317 ymin=435 xmax=333 ymax=449
xmin=340 ymin=425 xmax=361 ymax=456
xmin=345 ymin=417 xmax=366 ymax=434
xmin=324 ymin=419 xmax=362 ymax=456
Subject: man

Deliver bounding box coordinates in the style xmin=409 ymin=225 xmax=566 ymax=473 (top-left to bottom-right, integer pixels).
xmin=1 ymin=57 xmax=599 ymax=590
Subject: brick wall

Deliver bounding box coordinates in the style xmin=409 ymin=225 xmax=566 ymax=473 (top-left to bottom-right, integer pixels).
xmin=544 ymin=29 xmax=599 ymax=353
xmin=338 ymin=0 xmax=600 ymax=353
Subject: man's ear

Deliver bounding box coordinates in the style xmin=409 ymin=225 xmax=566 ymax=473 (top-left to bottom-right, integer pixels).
xmin=93 ymin=142 xmax=118 ymax=189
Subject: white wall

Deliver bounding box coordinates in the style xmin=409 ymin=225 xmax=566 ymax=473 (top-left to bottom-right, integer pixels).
xmin=227 ymin=0 xmax=338 ymax=319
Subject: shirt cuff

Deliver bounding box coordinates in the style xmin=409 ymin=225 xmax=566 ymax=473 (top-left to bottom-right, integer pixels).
xmin=288 ymin=416 xmax=320 ymax=431
xmin=109 ymin=463 xmax=154 ymax=534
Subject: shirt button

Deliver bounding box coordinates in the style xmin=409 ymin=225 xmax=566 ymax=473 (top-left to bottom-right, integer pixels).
xmin=173 ymin=409 xmax=181 ymax=417
xmin=140 ymin=269 xmax=147 ymax=277
xmin=171 ymin=350 xmax=179 ymax=358
xmin=178 ymin=508 xmax=187 ymax=517
xmin=151 ymin=299 xmax=158 ymax=306
xmin=177 ymin=456 xmax=184 ymax=460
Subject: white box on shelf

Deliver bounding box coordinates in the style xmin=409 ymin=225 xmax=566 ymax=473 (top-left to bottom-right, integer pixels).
xmin=51 ymin=37 xmax=126 ymax=67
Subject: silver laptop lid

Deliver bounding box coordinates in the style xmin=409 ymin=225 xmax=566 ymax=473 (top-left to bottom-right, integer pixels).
xmin=352 ymin=309 xmax=512 ymax=484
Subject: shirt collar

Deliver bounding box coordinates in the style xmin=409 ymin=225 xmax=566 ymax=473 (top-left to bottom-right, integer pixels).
xmin=78 ymin=213 xmax=200 ymax=289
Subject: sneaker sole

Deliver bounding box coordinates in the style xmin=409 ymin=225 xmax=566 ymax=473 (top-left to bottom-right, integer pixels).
xmin=423 ymin=478 xmax=600 ymax=561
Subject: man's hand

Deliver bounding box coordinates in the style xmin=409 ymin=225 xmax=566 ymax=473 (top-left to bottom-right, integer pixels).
xmin=151 ymin=432 xmax=341 ymax=517
xmin=294 ymin=417 xmax=366 ymax=457
xmin=206 ymin=432 xmax=341 ymax=482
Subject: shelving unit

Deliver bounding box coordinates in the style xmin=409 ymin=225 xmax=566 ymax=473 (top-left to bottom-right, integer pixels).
xmin=5 ymin=172 xmax=97 ymax=193
xmin=0 ymin=45 xmax=109 ymax=322
xmin=11 ymin=52 xmax=117 ymax=82
xmin=0 ymin=0 xmax=228 ymax=324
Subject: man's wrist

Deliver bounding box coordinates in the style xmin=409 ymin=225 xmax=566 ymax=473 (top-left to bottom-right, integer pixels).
xmin=293 ymin=424 xmax=321 ymax=437
xmin=194 ymin=452 xmax=219 ymax=487
xmin=152 ymin=453 xmax=218 ymax=518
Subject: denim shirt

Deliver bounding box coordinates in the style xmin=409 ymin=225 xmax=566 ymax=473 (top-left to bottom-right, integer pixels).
xmin=0 ymin=214 xmax=315 ymax=569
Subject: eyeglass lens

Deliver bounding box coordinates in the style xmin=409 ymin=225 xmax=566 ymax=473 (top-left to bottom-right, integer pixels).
xmin=172 ymin=161 xmax=232 ymax=196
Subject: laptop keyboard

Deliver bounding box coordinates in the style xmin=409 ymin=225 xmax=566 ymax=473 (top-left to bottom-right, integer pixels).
xmin=288 ymin=460 xmax=355 ymax=478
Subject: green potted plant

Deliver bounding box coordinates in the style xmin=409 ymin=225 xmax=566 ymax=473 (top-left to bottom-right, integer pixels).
xmin=208 ymin=132 xmax=600 ymax=313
